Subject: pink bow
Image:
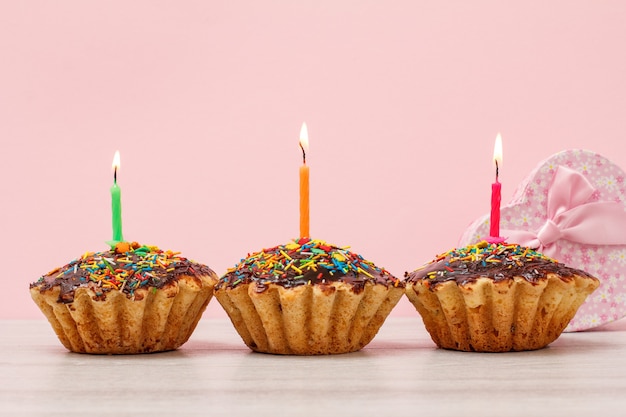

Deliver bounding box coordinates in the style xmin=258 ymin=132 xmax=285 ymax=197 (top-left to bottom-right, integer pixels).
xmin=503 ymin=166 xmax=626 ymax=257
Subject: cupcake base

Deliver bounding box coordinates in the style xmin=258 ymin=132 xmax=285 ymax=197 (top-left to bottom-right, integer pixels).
xmin=405 ymin=274 xmax=599 ymax=352
xmin=30 ymin=273 xmax=217 ymax=354
xmin=215 ymin=281 xmax=404 ymax=355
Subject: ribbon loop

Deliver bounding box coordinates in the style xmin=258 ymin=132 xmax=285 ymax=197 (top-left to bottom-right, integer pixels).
xmin=503 ymin=166 xmax=626 ymax=257
xmin=536 ymin=219 xmax=562 ymax=247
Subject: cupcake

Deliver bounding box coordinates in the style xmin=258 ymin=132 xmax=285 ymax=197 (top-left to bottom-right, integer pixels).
xmin=30 ymin=242 xmax=218 ymax=354
xmin=215 ymin=237 xmax=404 ymax=355
xmin=404 ymin=241 xmax=599 ymax=352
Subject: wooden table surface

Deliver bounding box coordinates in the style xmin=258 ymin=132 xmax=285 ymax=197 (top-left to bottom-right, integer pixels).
xmin=1 ymin=317 xmax=625 ymax=417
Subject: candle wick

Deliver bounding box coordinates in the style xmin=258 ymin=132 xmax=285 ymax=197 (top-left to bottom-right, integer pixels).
xmin=114 ymin=167 xmax=118 ymax=184
xmin=300 ymin=142 xmax=306 ymax=165
xmin=495 ymin=160 xmax=499 ymax=182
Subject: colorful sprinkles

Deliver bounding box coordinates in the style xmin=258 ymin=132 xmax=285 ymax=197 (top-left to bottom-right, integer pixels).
xmin=31 ymin=242 xmax=213 ymax=303
xmin=404 ymin=241 xmax=579 ymax=287
xmin=218 ymin=237 xmax=402 ymax=291
xmin=432 ymin=241 xmax=556 ymax=271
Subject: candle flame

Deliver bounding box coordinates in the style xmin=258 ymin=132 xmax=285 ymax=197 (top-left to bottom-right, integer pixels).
xmin=112 ymin=150 xmax=121 ymax=172
xmin=299 ymin=122 xmax=309 ymax=152
xmin=493 ymin=133 xmax=503 ymax=168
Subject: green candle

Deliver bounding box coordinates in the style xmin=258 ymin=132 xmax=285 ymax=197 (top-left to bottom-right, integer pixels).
xmin=109 ymin=151 xmax=124 ymax=247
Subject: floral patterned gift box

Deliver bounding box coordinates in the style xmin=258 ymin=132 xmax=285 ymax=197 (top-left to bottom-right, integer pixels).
xmin=459 ymin=149 xmax=626 ymax=331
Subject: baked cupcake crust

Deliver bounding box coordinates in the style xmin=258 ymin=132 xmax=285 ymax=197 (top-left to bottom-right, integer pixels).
xmin=30 ymin=242 xmax=218 ymax=354
xmin=404 ymin=241 xmax=599 ymax=352
xmin=215 ymin=238 xmax=404 ymax=354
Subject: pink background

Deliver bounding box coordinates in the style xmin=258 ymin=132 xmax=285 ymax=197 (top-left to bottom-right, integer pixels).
xmin=2 ymin=1 xmax=626 ymax=320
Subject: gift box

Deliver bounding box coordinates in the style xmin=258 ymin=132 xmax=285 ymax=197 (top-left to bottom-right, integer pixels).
xmin=459 ymin=149 xmax=626 ymax=331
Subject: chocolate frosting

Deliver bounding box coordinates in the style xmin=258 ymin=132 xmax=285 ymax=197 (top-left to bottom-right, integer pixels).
xmin=217 ymin=238 xmax=403 ymax=294
xmin=404 ymin=242 xmax=596 ymax=288
xmin=30 ymin=243 xmax=214 ymax=303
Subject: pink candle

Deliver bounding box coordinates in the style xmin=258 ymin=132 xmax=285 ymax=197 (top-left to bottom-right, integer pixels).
xmin=490 ymin=173 xmax=501 ymax=237
xmin=489 ymin=133 xmax=503 ymax=239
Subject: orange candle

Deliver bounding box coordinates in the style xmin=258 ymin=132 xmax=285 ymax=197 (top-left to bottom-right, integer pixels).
xmin=299 ymin=122 xmax=310 ymax=238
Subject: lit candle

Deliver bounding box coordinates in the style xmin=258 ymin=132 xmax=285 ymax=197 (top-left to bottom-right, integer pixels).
xmin=110 ymin=150 xmax=124 ymax=246
xmin=489 ymin=133 xmax=503 ymax=240
xmin=299 ymin=122 xmax=310 ymax=238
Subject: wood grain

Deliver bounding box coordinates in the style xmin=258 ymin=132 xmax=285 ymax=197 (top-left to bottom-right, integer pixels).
xmin=1 ymin=317 xmax=625 ymax=416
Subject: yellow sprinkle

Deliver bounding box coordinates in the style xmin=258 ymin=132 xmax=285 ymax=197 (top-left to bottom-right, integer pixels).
xmin=285 ymin=243 xmax=300 ymax=250
xmin=280 ymin=250 xmax=292 ymax=260
xmin=166 ymin=267 xmax=175 ymax=272
xmin=300 ymin=260 xmax=315 ymax=269
xmin=357 ymin=267 xmax=374 ymax=278
xmin=333 ymin=253 xmax=346 ymax=262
